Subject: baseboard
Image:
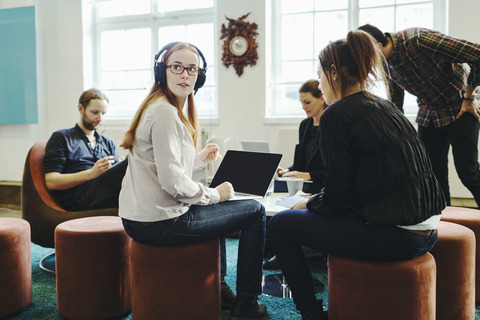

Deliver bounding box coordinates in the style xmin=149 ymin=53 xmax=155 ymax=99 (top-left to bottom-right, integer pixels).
xmin=450 ymin=197 xmax=477 ymax=208
xmin=0 ymin=181 xmax=21 ymax=210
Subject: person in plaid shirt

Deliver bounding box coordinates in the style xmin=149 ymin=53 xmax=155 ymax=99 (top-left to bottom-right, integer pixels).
xmin=358 ymin=24 xmax=480 ymax=208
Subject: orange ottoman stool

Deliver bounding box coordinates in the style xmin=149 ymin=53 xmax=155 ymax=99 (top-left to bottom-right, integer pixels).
xmin=430 ymin=220 xmax=475 ymax=320
xmin=328 ymin=252 xmax=436 ymax=320
xmin=130 ymin=238 xmax=221 ymax=320
xmin=55 ymin=216 xmax=131 ymax=320
xmin=441 ymin=206 xmax=480 ymax=302
xmin=0 ymin=218 xmax=31 ymax=318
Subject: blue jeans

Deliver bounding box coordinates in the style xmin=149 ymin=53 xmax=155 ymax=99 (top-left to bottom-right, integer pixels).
xmin=418 ymin=113 xmax=480 ymax=207
xmin=268 ymin=209 xmax=437 ymax=316
xmin=122 ymin=199 xmax=266 ymax=297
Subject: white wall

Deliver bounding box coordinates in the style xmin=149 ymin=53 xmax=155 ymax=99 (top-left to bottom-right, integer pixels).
xmin=446 ymin=0 xmax=480 ymax=197
xmin=0 ymin=0 xmax=83 ymax=181
xmin=1 ymin=0 xmax=479 ymax=200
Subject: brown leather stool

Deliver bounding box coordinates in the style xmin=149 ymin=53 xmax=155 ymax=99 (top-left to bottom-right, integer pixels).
xmin=130 ymin=238 xmax=221 ymax=320
xmin=55 ymin=216 xmax=131 ymax=320
xmin=430 ymin=220 xmax=475 ymax=320
xmin=441 ymin=206 xmax=480 ymax=302
xmin=0 ymin=218 xmax=31 ymax=318
xmin=328 ymin=252 xmax=436 ymax=320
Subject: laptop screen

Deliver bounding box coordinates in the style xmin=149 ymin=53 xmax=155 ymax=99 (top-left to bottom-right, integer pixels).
xmin=209 ymin=150 xmax=282 ymax=196
xmin=241 ymin=140 xmax=270 ymax=153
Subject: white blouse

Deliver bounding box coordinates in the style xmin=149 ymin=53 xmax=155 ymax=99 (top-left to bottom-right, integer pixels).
xmin=119 ymin=100 xmax=220 ymax=222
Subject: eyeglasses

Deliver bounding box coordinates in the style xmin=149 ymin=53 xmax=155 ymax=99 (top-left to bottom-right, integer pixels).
xmin=166 ymin=64 xmax=199 ymax=76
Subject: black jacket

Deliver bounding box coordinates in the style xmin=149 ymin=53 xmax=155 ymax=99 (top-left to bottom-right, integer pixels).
xmin=307 ymin=92 xmax=445 ymax=226
xmin=289 ymin=118 xmax=326 ymax=194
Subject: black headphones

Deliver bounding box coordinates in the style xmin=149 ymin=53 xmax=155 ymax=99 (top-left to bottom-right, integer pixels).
xmin=154 ymin=42 xmax=207 ymax=94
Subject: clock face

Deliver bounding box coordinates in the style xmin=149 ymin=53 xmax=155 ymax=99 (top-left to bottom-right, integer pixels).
xmin=229 ymin=36 xmax=248 ymax=56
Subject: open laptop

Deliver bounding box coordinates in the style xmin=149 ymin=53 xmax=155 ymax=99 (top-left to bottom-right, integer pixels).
xmin=241 ymin=140 xmax=270 ymax=153
xmin=210 ymin=150 xmax=282 ymax=199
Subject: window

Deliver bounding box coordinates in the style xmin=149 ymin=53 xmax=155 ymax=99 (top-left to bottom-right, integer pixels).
xmin=83 ymin=0 xmax=216 ymax=120
xmin=268 ymin=0 xmax=447 ymax=117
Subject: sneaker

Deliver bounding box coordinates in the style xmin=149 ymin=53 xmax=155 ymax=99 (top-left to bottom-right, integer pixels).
xmin=222 ymin=280 xmax=236 ymax=309
xmin=230 ymin=296 xmax=267 ymax=320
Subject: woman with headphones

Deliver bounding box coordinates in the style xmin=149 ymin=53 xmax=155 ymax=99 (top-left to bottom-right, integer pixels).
xmin=118 ymin=42 xmax=267 ymax=320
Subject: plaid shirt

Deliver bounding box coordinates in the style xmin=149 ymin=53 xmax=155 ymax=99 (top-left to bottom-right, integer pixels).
xmin=387 ymin=28 xmax=480 ymax=128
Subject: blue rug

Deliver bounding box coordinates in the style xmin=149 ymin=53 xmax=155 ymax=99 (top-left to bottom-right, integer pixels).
xmin=6 ymin=239 xmax=480 ymax=319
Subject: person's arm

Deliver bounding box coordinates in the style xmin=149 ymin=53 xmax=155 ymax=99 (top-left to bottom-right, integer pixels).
xmin=282 ymin=170 xmax=311 ymax=181
xmin=193 ymin=143 xmax=222 ymax=171
xmin=418 ymin=30 xmax=480 ymax=120
xmin=287 ymin=119 xmax=309 ymax=174
xmin=309 ymin=169 xmax=326 ymax=183
xmin=45 ymin=156 xmax=115 ymax=190
xmin=306 ymin=107 xmax=356 ymax=215
xmin=389 ymin=79 xmax=405 ymax=112
xmin=44 ymin=131 xmax=116 ymax=191
xmin=151 ymin=107 xmax=221 ymax=205
xmin=456 ymin=85 xmax=480 ymax=120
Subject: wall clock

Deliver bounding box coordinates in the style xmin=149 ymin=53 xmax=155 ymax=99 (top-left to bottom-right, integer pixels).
xmin=220 ymin=13 xmax=258 ymax=76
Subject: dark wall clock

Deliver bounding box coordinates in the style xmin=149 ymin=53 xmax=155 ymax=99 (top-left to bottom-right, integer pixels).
xmin=220 ymin=13 xmax=258 ymax=76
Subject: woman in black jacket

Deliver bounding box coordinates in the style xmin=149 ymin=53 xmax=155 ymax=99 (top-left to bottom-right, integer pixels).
xmin=277 ymin=79 xmax=327 ymax=194
xmin=268 ymin=30 xmax=446 ymax=320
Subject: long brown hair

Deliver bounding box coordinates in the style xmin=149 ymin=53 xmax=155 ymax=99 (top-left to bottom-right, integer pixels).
xmin=318 ymin=30 xmax=389 ymax=99
xmin=121 ymin=42 xmax=200 ymax=150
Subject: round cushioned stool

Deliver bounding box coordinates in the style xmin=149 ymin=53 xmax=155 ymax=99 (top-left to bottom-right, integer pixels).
xmin=0 ymin=218 xmax=31 ymax=318
xmin=130 ymin=238 xmax=221 ymax=320
xmin=328 ymin=252 xmax=436 ymax=320
xmin=441 ymin=206 xmax=480 ymax=302
xmin=55 ymin=216 xmax=131 ymax=320
xmin=430 ymin=220 xmax=475 ymax=320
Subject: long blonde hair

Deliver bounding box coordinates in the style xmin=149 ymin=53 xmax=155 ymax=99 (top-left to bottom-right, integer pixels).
xmin=121 ymin=42 xmax=200 ymax=150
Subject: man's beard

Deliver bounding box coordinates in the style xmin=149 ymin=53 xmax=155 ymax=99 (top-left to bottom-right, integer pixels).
xmin=82 ymin=114 xmax=98 ymax=131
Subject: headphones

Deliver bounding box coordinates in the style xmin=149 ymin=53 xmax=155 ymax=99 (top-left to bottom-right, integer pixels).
xmin=154 ymin=42 xmax=207 ymax=94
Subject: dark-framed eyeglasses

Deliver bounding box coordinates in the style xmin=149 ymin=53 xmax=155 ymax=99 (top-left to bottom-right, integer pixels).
xmin=166 ymin=64 xmax=199 ymax=76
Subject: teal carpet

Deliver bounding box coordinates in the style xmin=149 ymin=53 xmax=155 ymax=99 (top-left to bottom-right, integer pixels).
xmin=5 ymin=238 xmax=480 ymax=319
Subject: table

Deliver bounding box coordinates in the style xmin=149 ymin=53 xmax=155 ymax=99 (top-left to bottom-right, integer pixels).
xmin=256 ymin=193 xmax=326 ymax=298
xmin=256 ymin=193 xmax=306 ymax=216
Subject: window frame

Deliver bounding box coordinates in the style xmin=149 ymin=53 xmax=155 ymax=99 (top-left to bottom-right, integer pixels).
xmin=267 ymin=0 xmax=448 ymax=121
xmin=84 ymin=0 xmax=217 ymax=123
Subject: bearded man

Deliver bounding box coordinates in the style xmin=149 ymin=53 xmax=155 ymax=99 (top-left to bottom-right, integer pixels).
xmin=44 ymin=88 xmax=127 ymax=211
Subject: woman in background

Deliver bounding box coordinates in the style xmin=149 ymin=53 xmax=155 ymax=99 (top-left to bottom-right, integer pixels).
xmin=119 ymin=42 xmax=267 ymax=320
xmin=266 ymin=79 xmax=328 ymax=269
xmin=276 ymin=79 xmax=328 ymax=194
xmin=268 ymin=31 xmax=445 ymax=320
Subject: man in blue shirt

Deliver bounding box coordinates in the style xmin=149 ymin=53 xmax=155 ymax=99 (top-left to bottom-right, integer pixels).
xmin=44 ymin=88 xmax=127 ymax=211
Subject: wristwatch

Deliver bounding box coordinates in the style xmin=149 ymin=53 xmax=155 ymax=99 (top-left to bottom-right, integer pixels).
xmin=462 ymin=92 xmax=475 ymax=102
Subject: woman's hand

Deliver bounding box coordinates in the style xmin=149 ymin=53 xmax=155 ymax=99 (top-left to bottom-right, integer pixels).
xmin=216 ymin=182 xmax=234 ymax=202
xmin=198 ymin=144 xmax=222 ymax=163
xmin=283 ymin=170 xmax=311 ymax=181
xmin=291 ymin=198 xmax=308 ymax=209
xmin=277 ymin=167 xmax=289 ymax=177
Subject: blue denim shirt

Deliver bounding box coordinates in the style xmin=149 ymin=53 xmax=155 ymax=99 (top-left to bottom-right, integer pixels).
xmin=44 ymin=124 xmax=119 ymax=210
